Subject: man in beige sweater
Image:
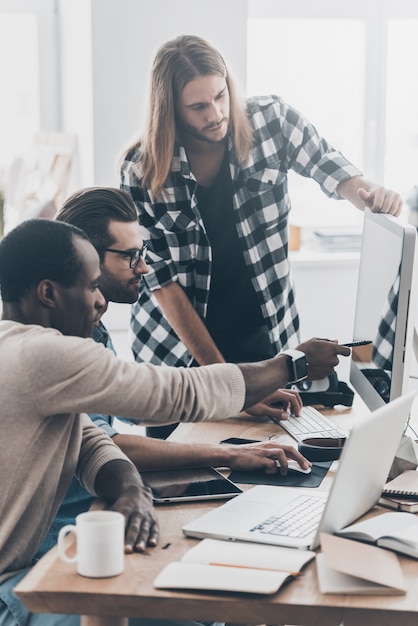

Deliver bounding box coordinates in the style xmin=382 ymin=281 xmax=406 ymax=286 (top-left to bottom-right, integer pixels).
xmin=0 ymin=218 xmax=348 ymax=625
xmin=34 ymin=185 xmax=325 ymax=560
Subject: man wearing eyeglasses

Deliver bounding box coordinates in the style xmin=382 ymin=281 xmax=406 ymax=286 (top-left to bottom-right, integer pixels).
xmin=100 ymin=242 xmax=148 ymax=295
xmin=35 ymin=186 xmax=317 ymax=559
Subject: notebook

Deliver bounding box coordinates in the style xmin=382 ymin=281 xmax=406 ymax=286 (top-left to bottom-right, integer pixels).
xmin=382 ymin=469 xmax=418 ymax=497
xmin=183 ymin=392 xmax=415 ymax=550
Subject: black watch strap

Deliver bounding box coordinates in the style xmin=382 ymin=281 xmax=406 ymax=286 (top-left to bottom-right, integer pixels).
xmin=281 ymin=349 xmax=308 ymax=384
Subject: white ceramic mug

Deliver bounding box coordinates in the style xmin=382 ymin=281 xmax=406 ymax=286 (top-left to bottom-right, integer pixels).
xmin=58 ymin=510 xmax=125 ymax=578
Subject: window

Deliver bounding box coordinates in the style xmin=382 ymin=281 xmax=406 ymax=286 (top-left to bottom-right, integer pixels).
xmin=0 ymin=12 xmax=39 ymax=169
xmin=386 ymin=19 xmax=418 ymax=192
xmin=0 ymin=0 xmax=59 ymax=165
xmin=247 ymin=0 xmax=418 ymax=228
xmin=0 ymin=0 xmax=58 ymax=229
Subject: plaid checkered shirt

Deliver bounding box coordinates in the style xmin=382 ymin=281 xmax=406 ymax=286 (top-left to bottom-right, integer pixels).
xmin=372 ymin=269 xmax=400 ymax=371
xmin=120 ymin=95 xmax=361 ymax=366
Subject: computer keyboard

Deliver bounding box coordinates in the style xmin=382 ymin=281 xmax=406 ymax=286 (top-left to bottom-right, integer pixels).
xmin=251 ymin=494 xmax=326 ymax=539
xmin=277 ymin=405 xmax=347 ymax=442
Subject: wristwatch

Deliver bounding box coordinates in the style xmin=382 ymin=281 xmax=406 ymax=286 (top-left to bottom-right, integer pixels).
xmin=281 ymin=349 xmax=308 ymax=384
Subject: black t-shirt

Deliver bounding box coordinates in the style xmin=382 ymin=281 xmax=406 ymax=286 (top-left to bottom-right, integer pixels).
xmin=196 ymin=150 xmax=264 ymax=334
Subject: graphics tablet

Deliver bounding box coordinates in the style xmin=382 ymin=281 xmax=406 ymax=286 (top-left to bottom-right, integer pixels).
xmin=141 ymin=467 xmax=243 ymax=503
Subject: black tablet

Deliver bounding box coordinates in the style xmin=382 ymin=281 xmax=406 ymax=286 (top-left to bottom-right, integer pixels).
xmin=141 ymin=467 xmax=243 ymax=503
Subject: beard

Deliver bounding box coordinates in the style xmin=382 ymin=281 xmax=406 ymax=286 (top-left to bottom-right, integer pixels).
xmin=179 ymin=117 xmax=229 ymax=144
xmin=99 ymin=271 xmax=140 ymax=304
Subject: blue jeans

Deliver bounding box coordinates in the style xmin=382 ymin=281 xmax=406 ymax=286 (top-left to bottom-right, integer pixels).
xmin=0 ymin=570 xmax=223 ymax=626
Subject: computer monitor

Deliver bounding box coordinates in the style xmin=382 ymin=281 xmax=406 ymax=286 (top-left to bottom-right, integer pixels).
xmin=350 ymin=209 xmax=418 ymax=411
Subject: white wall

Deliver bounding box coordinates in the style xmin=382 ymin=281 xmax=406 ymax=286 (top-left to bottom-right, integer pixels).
xmin=58 ymin=0 xmax=248 ymax=187
xmin=58 ymin=0 xmax=94 ymax=185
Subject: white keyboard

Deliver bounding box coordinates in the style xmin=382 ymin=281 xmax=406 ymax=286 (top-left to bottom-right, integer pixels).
xmin=251 ymin=494 xmax=326 ymax=539
xmin=277 ymin=405 xmax=347 ymax=442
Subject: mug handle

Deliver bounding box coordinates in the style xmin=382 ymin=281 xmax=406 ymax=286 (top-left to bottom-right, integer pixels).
xmin=57 ymin=524 xmax=78 ymax=563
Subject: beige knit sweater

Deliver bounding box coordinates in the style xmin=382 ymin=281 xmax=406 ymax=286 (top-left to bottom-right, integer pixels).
xmin=0 ymin=321 xmax=245 ymax=581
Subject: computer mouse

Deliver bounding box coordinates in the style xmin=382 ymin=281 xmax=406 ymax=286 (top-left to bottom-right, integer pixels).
xmin=286 ymin=459 xmax=312 ymax=474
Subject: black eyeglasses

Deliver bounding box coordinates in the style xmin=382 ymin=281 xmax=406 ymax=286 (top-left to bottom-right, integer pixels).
xmin=103 ymin=243 xmax=148 ymax=268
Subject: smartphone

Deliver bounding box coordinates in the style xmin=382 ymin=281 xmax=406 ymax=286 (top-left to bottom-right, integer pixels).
xmin=141 ymin=467 xmax=243 ymax=503
xmin=220 ymin=437 xmax=261 ymax=445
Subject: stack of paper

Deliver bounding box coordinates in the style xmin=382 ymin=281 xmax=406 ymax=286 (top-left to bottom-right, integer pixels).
xmin=311 ymin=227 xmax=362 ymax=252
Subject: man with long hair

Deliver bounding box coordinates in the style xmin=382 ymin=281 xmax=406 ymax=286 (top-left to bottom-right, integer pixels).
xmin=120 ymin=34 xmax=399 ymax=428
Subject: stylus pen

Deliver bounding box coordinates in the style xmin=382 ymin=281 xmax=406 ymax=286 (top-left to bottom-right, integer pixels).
xmin=341 ymin=340 xmax=372 ymax=347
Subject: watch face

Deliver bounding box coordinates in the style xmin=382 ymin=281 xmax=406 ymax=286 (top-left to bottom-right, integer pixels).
xmin=294 ymin=355 xmax=308 ymax=381
xmin=283 ymin=349 xmax=308 ymax=383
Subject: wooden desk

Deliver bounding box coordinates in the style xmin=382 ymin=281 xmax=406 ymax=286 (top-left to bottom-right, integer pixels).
xmin=15 ymin=398 xmax=418 ymax=626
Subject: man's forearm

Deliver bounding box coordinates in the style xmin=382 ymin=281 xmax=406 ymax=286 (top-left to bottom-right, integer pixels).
xmin=239 ymin=338 xmax=350 ymax=409
xmin=94 ymin=458 xmax=144 ymax=501
xmin=239 ymin=356 xmax=291 ymax=409
xmin=152 ymin=282 xmax=225 ymax=365
xmin=337 ymin=175 xmax=374 ymax=210
xmin=113 ymin=434 xmax=236 ymax=470
xmin=337 ymin=175 xmax=402 ymax=216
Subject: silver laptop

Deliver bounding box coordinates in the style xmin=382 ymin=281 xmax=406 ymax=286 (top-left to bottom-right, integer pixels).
xmin=183 ymin=392 xmax=415 ymax=550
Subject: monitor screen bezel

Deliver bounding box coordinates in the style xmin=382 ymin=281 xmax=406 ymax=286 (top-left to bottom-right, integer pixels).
xmin=350 ymin=210 xmax=418 ymax=411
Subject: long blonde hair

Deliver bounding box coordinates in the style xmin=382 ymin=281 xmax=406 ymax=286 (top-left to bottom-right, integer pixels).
xmin=129 ymin=35 xmax=253 ymax=198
